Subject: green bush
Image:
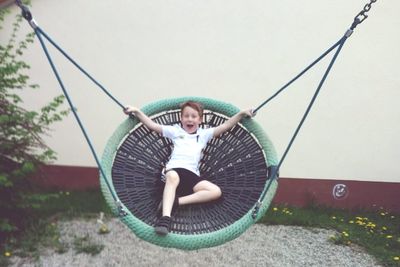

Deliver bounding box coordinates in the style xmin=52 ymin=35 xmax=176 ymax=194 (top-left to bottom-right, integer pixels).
xmin=0 ymin=4 xmax=68 ymax=243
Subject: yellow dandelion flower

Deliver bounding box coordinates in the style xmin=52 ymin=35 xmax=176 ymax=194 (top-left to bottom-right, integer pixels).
xmin=380 ymin=212 xmax=386 ymax=216
xmin=393 ymin=256 xmax=399 ymax=261
xmin=273 ymin=207 xmax=278 ymax=211
xmin=331 ymin=216 xmax=336 ymax=220
xmin=349 ymin=220 xmax=354 ymax=224
xmin=386 ymin=235 xmax=393 ymax=239
xmin=4 ymin=251 xmax=11 ymax=257
xmin=382 ymin=226 xmax=387 ymax=230
xmin=356 ymin=216 xmax=363 ymax=220
xmin=99 ymin=226 xmax=109 ymax=233
xmin=342 ymin=231 xmax=349 ymax=237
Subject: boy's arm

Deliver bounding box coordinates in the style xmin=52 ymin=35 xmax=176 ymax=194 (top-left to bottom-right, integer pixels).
xmin=213 ymin=109 xmax=253 ymax=137
xmin=124 ymin=106 xmax=163 ymax=134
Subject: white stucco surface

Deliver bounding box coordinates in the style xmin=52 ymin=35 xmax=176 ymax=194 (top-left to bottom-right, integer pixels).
xmin=1 ymin=0 xmax=399 ymax=182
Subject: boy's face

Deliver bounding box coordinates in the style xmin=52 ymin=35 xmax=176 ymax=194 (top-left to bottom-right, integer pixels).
xmin=181 ymin=106 xmax=202 ymax=134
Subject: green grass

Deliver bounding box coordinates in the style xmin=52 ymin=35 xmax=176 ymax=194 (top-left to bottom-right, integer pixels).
xmin=260 ymin=205 xmax=400 ymax=267
xmin=33 ymin=190 xmax=112 ymax=219
xmin=1 ymin=190 xmax=399 ymax=266
xmin=72 ymin=234 xmax=104 ymax=255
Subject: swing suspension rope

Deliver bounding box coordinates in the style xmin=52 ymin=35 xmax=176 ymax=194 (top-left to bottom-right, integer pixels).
xmin=15 ymin=0 xmax=378 ymax=218
xmin=14 ymin=0 xmax=128 ymax=216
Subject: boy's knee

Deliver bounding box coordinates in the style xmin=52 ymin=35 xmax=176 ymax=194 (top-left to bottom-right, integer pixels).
xmin=165 ymin=171 xmax=180 ymax=185
xmin=213 ymin=185 xmax=222 ymax=199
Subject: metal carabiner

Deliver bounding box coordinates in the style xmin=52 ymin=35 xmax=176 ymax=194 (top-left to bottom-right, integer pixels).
xmin=14 ymin=0 xmax=38 ymax=28
xmin=350 ymin=0 xmax=378 ymax=31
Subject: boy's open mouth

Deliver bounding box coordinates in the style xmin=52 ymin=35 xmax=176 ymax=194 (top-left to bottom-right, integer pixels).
xmin=186 ymin=124 xmax=196 ymax=132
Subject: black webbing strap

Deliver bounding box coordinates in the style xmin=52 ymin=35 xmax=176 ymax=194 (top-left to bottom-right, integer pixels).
xmin=252 ymin=0 xmax=378 ymax=218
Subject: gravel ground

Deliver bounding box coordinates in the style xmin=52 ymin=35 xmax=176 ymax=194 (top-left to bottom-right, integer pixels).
xmin=10 ymin=218 xmax=381 ymax=267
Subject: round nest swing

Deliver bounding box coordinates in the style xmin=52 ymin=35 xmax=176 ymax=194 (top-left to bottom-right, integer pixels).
xmin=100 ymin=97 xmax=279 ymax=250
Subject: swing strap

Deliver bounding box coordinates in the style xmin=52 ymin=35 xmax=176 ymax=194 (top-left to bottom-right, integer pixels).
xmin=15 ymin=0 xmax=127 ymax=216
xmin=254 ymin=0 xmax=379 ymax=113
xmin=253 ymin=34 xmax=348 ymax=219
xmin=251 ymin=0 xmax=379 ymax=218
xmin=15 ymin=1 xmax=125 ymax=109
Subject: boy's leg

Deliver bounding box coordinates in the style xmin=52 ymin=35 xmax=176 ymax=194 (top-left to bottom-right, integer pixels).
xmin=178 ymin=180 xmax=222 ymax=206
xmin=162 ymin=170 xmax=180 ymax=217
xmin=155 ymin=170 xmax=180 ymax=235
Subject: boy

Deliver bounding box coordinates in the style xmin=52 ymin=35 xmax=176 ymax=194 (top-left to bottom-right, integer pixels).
xmin=124 ymin=101 xmax=253 ymax=235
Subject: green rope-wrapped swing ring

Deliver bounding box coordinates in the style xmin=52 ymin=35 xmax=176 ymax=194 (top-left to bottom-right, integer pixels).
xmin=100 ymin=97 xmax=279 ymax=250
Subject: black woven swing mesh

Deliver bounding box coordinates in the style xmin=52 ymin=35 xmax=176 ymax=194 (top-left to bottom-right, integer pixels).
xmin=112 ymin=110 xmax=269 ymax=235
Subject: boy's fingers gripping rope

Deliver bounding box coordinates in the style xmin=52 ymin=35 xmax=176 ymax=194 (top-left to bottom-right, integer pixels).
xmin=123 ymin=107 xmax=136 ymax=119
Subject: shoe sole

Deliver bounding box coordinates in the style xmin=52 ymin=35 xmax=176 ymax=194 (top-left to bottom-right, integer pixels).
xmin=154 ymin=226 xmax=169 ymax=235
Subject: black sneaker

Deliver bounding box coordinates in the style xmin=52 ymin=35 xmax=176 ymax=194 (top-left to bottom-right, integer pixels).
xmin=154 ymin=216 xmax=171 ymax=235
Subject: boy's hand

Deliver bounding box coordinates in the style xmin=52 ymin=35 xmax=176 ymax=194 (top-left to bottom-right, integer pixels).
xmin=124 ymin=106 xmax=139 ymax=115
xmin=123 ymin=105 xmax=162 ymax=134
xmin=242 ymin=109 xmax=255 ymax=118
xmin=214 ymin=108 xmax=255 ymax=137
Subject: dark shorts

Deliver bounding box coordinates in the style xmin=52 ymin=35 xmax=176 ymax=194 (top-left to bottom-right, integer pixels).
xmin=166 ymin=168 xmax=204 ymax=196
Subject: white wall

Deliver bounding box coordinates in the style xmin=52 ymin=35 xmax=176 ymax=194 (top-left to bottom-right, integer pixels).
xmin=2 ymin=0 xmax=399 ymax=182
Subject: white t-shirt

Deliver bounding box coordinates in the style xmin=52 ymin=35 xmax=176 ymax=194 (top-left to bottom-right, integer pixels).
xmin=162 ymin=124 xmax=215 ymax=176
